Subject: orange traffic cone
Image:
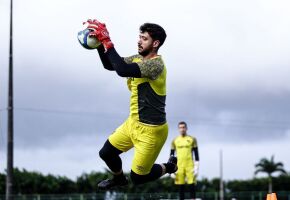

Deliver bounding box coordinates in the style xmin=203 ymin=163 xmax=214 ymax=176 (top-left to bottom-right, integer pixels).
xmin=271 ymin=193 xmax=277 ymax=200
xmin=266 ymin=193 xmax=277 ymax=200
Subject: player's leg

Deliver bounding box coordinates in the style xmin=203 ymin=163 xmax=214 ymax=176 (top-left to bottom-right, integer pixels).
xmin=99 ymin=140 xmax=123 ymax=174
xmin=130 ymin=156 xmax=177 ymax=185
xmin=175 ymin=168 xmax=186 ymax=200
xmin=179 ymin=184 xmax=185 ymax=200
xmin=98 ymin=119 xmax=133 ymax=189
xmin=185 ymin=165 xmax=196 ymax=199
xmin=98 ymin=140 xmax=128 ymax=189
xmin=188 ymin=183 xmax=196 ymax=199
xmin=129 ymin=122 xmax=177 ymax=185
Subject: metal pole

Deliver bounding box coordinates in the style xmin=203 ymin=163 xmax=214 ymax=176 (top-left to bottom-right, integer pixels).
xmin=219 ymin=150 xmax=224 ymax=200
xmin=6 ymin=0 xmax=14 ymax=199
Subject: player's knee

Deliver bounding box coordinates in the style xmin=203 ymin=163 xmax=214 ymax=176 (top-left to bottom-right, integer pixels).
xmin=130 ymin=171 xmax=146 ymax=185
xmin=99 ymin=143 xmax=112 ymax=160
xmin=99 ymin=140 xmax=122 ymax=161
xmin=99 ymin=147 xmax=108 ymax=160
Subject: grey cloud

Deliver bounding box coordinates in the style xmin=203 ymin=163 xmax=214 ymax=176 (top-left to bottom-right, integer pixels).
xmin=167 ymin=87 xmax=290 ymax=143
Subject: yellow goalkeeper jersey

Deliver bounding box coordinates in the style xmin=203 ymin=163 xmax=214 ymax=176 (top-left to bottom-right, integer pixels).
xmin=171 ymin=135 xmax=198 ymax=167
xmin=124 ymin=55 xmax=166 ymax=125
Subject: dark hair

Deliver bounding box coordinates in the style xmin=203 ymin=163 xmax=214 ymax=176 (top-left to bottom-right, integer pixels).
xmin=140 ymin=23 xmax=167 ymax=49
xmin=178 ymin=121 xmax=187 ymax=127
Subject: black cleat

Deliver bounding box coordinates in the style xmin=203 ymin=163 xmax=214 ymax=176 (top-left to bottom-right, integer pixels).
xmin=167 ymin=156 xmax=178 ymax=174
xmin=98 ymin=175 xmax=129 ymax=190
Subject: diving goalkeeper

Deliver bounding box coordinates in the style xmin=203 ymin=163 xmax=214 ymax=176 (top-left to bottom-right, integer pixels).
xmin=85 ymin=19 xmax=177 ymax=189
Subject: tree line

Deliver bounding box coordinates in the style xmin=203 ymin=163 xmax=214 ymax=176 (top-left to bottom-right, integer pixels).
xmin=0 ymin=168 xmax=289 ymax=194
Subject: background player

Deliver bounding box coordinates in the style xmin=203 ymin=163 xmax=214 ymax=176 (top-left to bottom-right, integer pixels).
xmin=85 ymin=19 xmax=177 ymax=189
xmin=171 ymin=121 xmax=200 ymax=200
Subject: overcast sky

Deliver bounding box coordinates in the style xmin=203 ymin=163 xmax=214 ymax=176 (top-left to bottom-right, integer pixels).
xmin=1 ymin=0 xmax=290 ymax=181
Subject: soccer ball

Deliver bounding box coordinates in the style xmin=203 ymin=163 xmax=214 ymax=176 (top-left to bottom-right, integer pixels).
xmin=77 ymin=27 xmax=101 ymax=50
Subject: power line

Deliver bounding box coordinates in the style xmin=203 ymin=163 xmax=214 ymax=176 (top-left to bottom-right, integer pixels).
xmin=14 ymin=107 xmax=128 ymax=120
xmin=168 ymin=116 xmax=290 ymax=130
xmin=193 ymin=120 xmax=287 ymax=130
xmin=189 ymin=118 xmax=290 ymax=129
xmin=15 ymin=107 xmax=102 ymax=116
xmin=13 ymin=107 xmax=290 ymax=129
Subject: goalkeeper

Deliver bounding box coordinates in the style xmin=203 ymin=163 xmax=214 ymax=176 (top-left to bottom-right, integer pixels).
xmin=85 ymin=19 xmax=177 ymax=190
xmin=171 ymin=121 xmax=200 ymax=200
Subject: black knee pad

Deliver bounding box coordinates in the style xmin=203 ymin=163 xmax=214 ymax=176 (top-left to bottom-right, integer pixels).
xmin=99 ymin=146 xmax=107 ymax=160
xmin=99 ymin=140 xmax=122 ymax=160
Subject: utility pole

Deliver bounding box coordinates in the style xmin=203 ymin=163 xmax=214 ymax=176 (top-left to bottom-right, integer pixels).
xmin=219 ymin=150 xmax=224 ymax=200
xmin=6 ymin=0 xmax=14 ymax=199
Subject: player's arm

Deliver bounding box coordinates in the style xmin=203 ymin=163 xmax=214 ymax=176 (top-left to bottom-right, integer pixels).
xmin=106 ymin=48 xmax=164 ymax=79
xmin=86 ymin=19 xmax=141 ymax=77
xmin=96 ymin=46 xmax=135 ymax=72
xmin=170 ymin=149 xmax=175 ymax=156
xmin=97 ymin=45 xmax=115 ymax=71
xmin=170 ymin=140 xmax=176 ymax=156
xmin=191 ymin=137 xmax=199 ymax=161
xmin=105 ymin=47 xmax=142 ymax=77
xmin=87 ymin=19 xmax=163 ymax=79
xmin=192 ymin=147 xmax=199 ymax=161
xmin=192 ymin=138 xmax=200 ymax=177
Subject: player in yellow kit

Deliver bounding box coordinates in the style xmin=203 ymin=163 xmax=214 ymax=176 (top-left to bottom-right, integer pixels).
xmin=171 ymin=121 xmax=200 ymax=200
xmin=85 ymin=19 xmax=177 ymax=189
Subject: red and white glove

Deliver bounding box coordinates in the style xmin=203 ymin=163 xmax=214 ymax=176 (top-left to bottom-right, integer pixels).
xmin=84 ymin=19 xmax=114 ymax=51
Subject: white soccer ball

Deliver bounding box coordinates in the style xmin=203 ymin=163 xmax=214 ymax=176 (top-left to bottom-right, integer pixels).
xmin=77 ymin=24 xmax=101 ymax=50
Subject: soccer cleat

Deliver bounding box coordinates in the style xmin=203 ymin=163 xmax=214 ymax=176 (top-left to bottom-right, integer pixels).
xmin=97 ymin=175 xmax=129 ymax=190
xmin=167 ymin=156 xmax=178 ymax=174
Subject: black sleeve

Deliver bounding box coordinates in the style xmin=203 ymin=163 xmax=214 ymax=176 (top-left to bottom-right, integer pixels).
xmin=105 ymin=47 xmax=141 ymax=78
xmin=97 ymin=45 xmax=115 ymax=71
xmin=192 ymin=147 xmax=199 ymax=161
xmin=170 ymin=149 xmax=175 ymax=156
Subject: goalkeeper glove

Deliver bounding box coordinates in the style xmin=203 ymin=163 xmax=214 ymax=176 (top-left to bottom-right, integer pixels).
xmin=193 ymin=161 xmax=199 ymax=177
xmin=84 ymin=19 xmax=114 ymax=51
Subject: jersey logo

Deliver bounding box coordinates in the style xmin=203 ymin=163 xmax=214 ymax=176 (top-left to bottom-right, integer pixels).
xmin=177 ymin=145 xmax=190 ymax=148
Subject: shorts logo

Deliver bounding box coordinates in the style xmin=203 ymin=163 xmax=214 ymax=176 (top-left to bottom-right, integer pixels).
xmin=136 ymin=165 xmax=145 ymax=172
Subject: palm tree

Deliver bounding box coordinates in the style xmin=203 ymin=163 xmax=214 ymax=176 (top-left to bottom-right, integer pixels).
xmin=255 ymin=155 xmax=287 ymax=193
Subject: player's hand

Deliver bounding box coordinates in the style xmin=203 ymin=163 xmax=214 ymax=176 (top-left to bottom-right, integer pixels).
xmin=84 ymin=19 xmax=114 ymax=51
xmin=193 ymin=161 xmax=199 ymax=177
xmin=83 ymin=19 xmax=101 ymax=30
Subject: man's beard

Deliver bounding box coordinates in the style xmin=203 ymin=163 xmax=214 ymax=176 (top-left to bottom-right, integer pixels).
xmin=138 ymin=46 xmax=152 ymax=57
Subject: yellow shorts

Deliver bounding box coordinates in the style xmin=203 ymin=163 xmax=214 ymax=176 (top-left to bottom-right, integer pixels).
xmin=175 ymin=165 xmax=196 ymax=185
xmin=109 ymin=117 xmax=168 ymax=175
